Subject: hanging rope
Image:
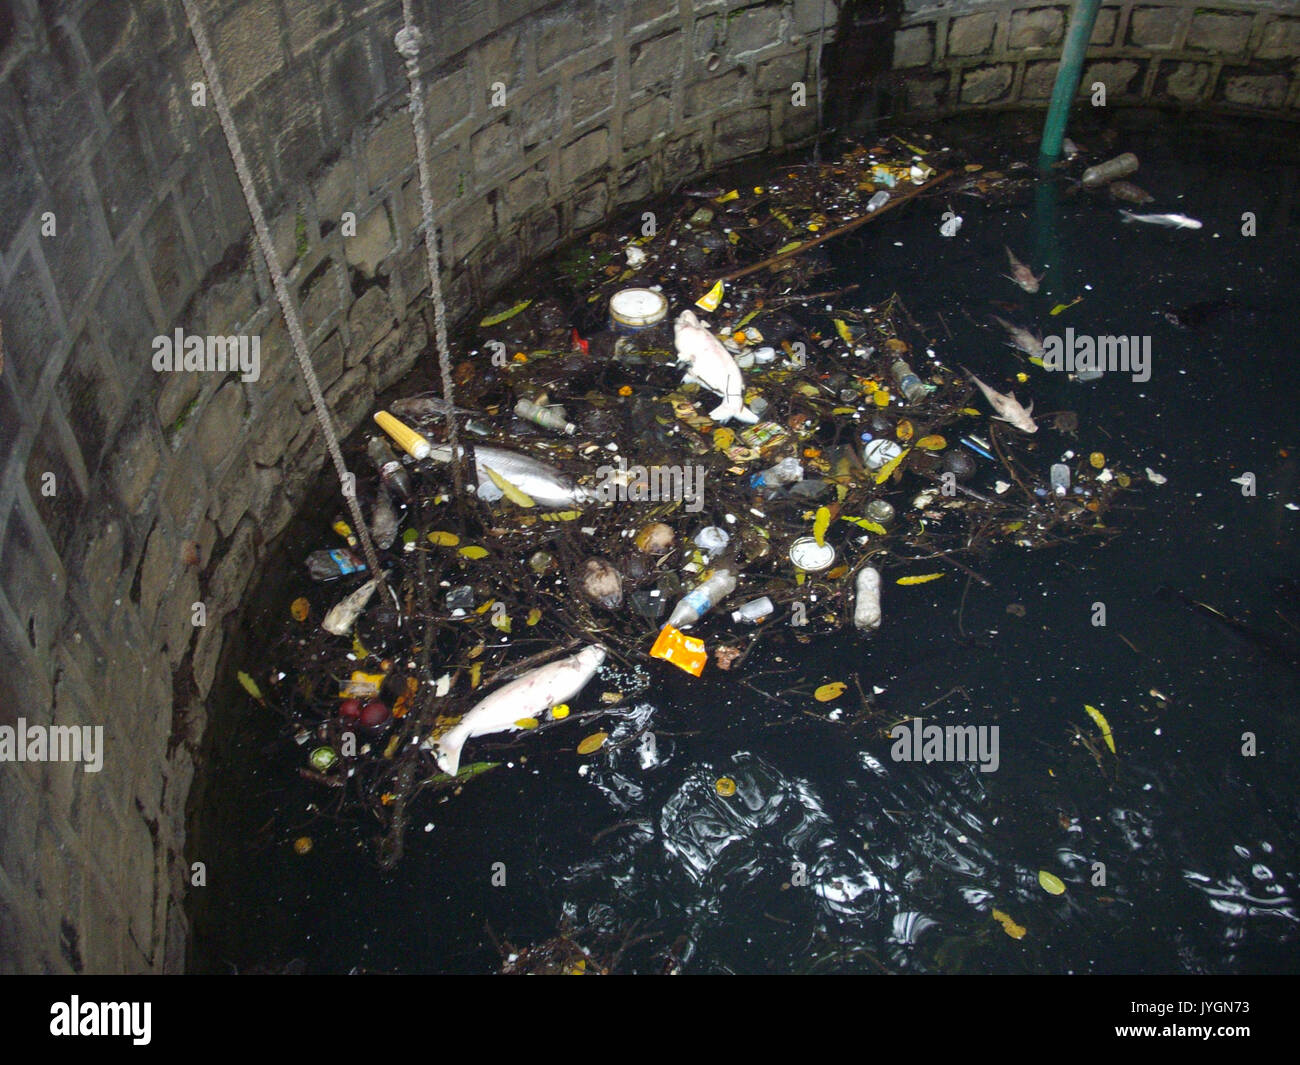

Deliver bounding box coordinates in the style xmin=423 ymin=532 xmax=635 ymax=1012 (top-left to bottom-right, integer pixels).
xmin=395 ymin=1 xmax=466 ymax=501
xmin=180 ymin=0 xmax=383 ymax=583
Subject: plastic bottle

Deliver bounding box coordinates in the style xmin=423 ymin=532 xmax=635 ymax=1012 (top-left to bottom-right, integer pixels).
xmin=515 ymin=397 xmax=576 ymax=435
xmin=367 ymin=437 xmax=412 ymax=499
xmin=854 ymin=566 xmax=882 ymax=631
xmin=1081 ymin=152 xmax=1139 ymax=188
xmin=666 ymin=569 xmax=736 ymax=629
xmin=867 ymin=190 xmax=890 ymax=211
xmin=732 ymin=596 xmax=774 ymax=624
xmin=1050 ymin=463 xmax=1071 ymax=497
xmin=891 ymin=359 xmax=928 ymax=404
xmin=749 ymin=456 xmax=803 ymax=490
xmin=306 ymin=548 xmax=367 ymax=581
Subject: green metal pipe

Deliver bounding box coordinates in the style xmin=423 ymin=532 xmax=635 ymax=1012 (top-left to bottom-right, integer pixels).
xmin=1038 ymin=0 xmax=1103 ymax=168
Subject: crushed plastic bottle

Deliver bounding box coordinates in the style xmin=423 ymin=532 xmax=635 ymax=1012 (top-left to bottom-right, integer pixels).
xmin=854 ymin=566 xmax=882 ymax=631
xmin=749 ymin=456 xmax=803 ymax=490
xmin=367 ymin=436 xmax=413 ymax=500
xmin=693 ymin=526 xmax=731 ymax=557
xmin=515 ymin=397 xmax=576 ymax=435
xmin=731 ymin=596 xmax=774 ymax=624
xmin=666 ymin=569 xmax=736 ymax=630
xmin=891 ymin=359 xmax=928 ymax=404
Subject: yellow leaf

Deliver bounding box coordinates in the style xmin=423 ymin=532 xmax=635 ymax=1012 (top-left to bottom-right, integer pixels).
xmin=916 ymin=435 xmax=946 ymax=451
xmin=873 ymin=389 xmax=891 ymax=408
xmin=469 ymin=661 xmax=482 ymax=690
xmin=875 ymin=446 xmax=911 ymax=484
xmin=842 ymin=516 xmax=888 ymax=535
xmin=237 ymin=671 xmax=263 ymax=702
xmin=835 ymin=482 xmax=848 ymax=503
xmin=774 ymin=241 xmax=802 ymax=255
xmin=515 ymin=717 xmax=540 ymax=729
xmin=1084 ymin=704 xmax=1116 ymax=754
xmin=1028 ymin=356 xmax=1045 ymax=368
xmin=896 ymin=573 xmax=944 ymax=586
xmin=962 ymin=407 xmax=981 ymax=416
xmin=831 ymin=406 xmax=858 ymax=415
xmin=715 ymin=777 xmax=737 ymax=797
xmin=491 ymin=613 xmax=512 ymax=634
xmin=551 ymin=704 xmax=569 ymax=719
xmin=467 ymin=642 xmax=485 ymax=659
xmin=478 ymin=299 xmax=533 ymax=327
xmin=714 ymin=189 xmax=739 ymax=203
xmin=1089 ymin=452 xmax=1105 ymax=469
xmin=813 ymin=506 xmax=831 ymax=547
xmin=540 ymin=510 xmax=582 ymax=521
xmin=427 ymin=530 xmax=460 ymax=546
xmin=1038 ymin=870 xmax=1067 ymax=896
xmin=475 ymin=598 xmax=496 ymax=614
xmin=814 ymin=681 xmax=847 ymax=702
xmin=526 ymin=608 xmax=542 ymax=626
xmin=459 ymin=545 xmax=490 ymax=559
xmin=290 ymin=597 xmax=310 ymax=622
xmin=895 ymin=419 xmax=914 ymax=442
xmin=833 ymin=319 xmax=855 ymax=344
xmin=992 ymin=908 xmax=1027 ymax=939
xmin=713 ymin=427 xmax=735 ymax=451
xmin=483 ymin=465 xmax=536 ymax=508
xmin=1050 ymin=303 xmax=1070 ymax=316
xmin=577 ymin=732 xmax=608 ymax=755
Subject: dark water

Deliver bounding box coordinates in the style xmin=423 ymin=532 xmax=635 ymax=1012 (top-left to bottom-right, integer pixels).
xmin=189 ymin=111 xmax=1300 ymax=974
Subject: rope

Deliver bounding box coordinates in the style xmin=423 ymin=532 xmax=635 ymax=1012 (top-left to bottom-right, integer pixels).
xmin=179 ymin=0 xmax=384 ymax=583
xmin=396 ymin=1 xmax=466 ymax=501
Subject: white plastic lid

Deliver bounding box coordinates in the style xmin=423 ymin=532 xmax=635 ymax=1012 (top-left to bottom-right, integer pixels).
xmin=610 ymin=288 xmax=668 ymax=327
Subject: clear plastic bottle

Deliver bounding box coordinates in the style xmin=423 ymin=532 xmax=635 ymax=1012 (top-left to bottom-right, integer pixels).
xmin=749 ymin=456 xmax=803 ymax=490
xmin=367 ymin=436 xmax=413 ymax=499
xmin=515 ymin=397 xmax=576 ymax=435
xmin=731 ymin=596 xmax=774 ymax=624
xmin=666 ymin=569 xmax=736 ymax=629
xmin=1050 ymin=463 xmax=1071 ymax=497
xmin=891 ymin=359 xmax=928 ymax=404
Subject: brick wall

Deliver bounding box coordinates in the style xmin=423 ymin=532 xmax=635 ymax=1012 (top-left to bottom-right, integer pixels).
xmin=890 ymin=1 xmax=1300 ymax=116
xmin=0 ymin=0 xmax=836 ymax=972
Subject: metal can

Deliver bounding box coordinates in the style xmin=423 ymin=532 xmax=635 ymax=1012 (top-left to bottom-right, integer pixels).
xmin=609 ymin=288 xmax=668 ymax=331
xmin=789 ymin=536 xmax=836 ymax=572
xmin=862 ymin=437 xmax=904 ymax=471
xmin=865 ymin=499 xmax=896 ymax=527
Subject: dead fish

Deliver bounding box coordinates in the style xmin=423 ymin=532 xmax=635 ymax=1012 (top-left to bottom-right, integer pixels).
xmin=389 ymin=395 xmax=476 ymax=420
xmin=967 ymin=371 xmax=1038 ymax=433
xmin=989 ymin=314 xmax=1044 ymax=358
xmin=1004 ymin=246 xmax=1043 ymax=293
xmin=322 ymin=577 xmax=380 ymax=636
xmin=1107 ymin=180 xmax=1153 ymax=205
xmin=369 ymin=488 xmax=400 ymax=550
xmin=1119 ymin=210 xmax=1202 ymax=230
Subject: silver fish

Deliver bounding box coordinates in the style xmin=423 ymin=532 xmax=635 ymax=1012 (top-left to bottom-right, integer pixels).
xmin=990 ymin=314 xmax=1044 ymax=358
xmin=968 ymin=372 xmax=1038 ymax=433
xmin=1004 ymin=246 xmax=1043 ymax=293
xmin=1119 ymin=210 xmax=1202 ymax=230
xmin=430 ymin=645 xmax=607 ymax=775
xmin=322 ymin=577 xmax=380 ymax=636
xmin=426 ymin=443 xmax=594 ymax=508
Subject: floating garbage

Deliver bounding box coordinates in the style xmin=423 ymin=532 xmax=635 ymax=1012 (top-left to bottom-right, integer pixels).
xmin=242 ymin=133 xmax=1140 ymax=865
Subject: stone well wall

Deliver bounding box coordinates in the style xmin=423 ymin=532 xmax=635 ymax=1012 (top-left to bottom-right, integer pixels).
xmin=890 ymin=1 xmax=1300 ymax=117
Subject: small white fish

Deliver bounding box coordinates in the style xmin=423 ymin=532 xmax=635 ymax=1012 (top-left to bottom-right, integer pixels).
xmin=990 ymin=314 xmax=1044 ymax=358
xmin=673 ymin=310 xmax=758 ymax=424
xmin=431 ymin=646 xmax=606 ymax=776
xmin=968 ymin=372 xmax=1038 ymax=433
xmin=426 ymin=444 xmax=593 ymax=508
xmin=322 ymin=577 xmax=380 ymax=636
xmin=1004 ymin=246 xmax=1043 ymax=293
xmin=1119 ymin=210 xmax=1202 ymax=230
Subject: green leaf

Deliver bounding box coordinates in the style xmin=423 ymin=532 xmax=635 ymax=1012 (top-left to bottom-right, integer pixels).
xmin=237 ymin=671 xmax=263 ymax=702
xmin=478 ymin=299 xmax=532 ymax=327
xmin=430 ymin=761 xmax=500 ymax=785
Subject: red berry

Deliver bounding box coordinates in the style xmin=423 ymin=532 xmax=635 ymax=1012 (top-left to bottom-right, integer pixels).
xmin=360 ymin=700 xmax=391 ymax=728
xmin=339 ymin=698 xmax=363 ymax=723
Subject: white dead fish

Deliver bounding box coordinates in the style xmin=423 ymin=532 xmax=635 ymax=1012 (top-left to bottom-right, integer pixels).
xmin=989 ymin=313 xmax=1044 ymax=358
xmin=1119 ymin=210 xmax=1202 ymax=230
xmin=968 ymin=372 xmax=1038 ymax=433
xmin=322 ymin=577 xmax=380 ymax=636
xmin=430 ymin=645 xmax=607 ymax=776
xmin=673 ymin=310 xmax=758 ymax=424
xmin=1004 ymin=246 xmax=1043 ymax=293
xmin=426 ymin=444 xmax=594 ymax=508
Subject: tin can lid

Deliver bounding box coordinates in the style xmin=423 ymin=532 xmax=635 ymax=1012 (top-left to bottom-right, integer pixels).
xmin=609 ymin=288 xmax=668 ymax=328
xmin=789 ymin=536 xmax=835 ymax=571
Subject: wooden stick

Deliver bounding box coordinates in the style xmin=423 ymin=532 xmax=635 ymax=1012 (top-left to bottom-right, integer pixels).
xmin=709 ymin=170 xmax=953 ymax=284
